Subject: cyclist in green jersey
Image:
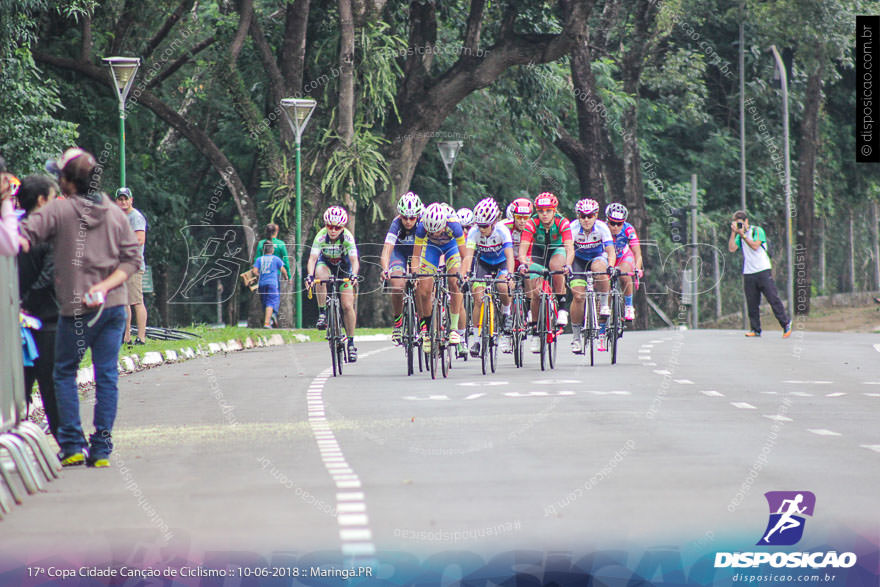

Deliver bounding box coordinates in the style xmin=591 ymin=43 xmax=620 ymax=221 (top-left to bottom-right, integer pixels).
xmin=306 ymin=206 xmax=360 ymax=361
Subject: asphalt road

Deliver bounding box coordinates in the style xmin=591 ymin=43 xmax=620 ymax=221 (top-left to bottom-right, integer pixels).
xmin=1 ymin=327 xmax=877 ymax=575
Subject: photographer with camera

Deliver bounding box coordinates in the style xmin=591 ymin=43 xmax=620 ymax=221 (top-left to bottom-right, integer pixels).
xmin=728 ymin=210 xmax=791 ymax=338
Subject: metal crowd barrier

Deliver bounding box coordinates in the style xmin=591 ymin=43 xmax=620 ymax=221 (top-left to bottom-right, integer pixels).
xmin=0 ymin=255 xmax=62 ymax=519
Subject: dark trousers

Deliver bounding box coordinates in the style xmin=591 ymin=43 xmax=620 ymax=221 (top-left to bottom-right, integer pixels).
xmin=24 ymin=325 xmax=60 ymax=441
xmin=743 ymin=269 xmax=788 ymax=333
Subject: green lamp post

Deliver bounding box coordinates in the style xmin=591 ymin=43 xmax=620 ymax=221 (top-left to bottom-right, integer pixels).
xmin=280 ymin=98 xmax=318 ymax=329
xmin=102 ymin=57 xmax=141 ymax=189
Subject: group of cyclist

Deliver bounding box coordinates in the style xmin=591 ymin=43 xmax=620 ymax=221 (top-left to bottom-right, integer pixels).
xmin=305 ymin=190 xmax=643 ymax=365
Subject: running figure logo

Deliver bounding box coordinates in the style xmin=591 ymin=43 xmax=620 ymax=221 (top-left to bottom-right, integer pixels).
xmin=758 ymin=491 xmax=816 ymax=546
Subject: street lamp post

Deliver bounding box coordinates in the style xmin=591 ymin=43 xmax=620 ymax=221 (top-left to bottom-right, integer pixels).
xmin=102 ymin=57 xmax=141 ymax=188
xmin=437 ymin=140 xmax=464 ymax=207
xmin=770 ymin=45 xmax=794 ymax=316
xmin=280 ymin=98 xmax=317 ymax=329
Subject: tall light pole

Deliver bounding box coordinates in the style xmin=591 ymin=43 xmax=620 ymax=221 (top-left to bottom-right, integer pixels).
xmin=102 ymin=57 xmax=141 ymax=188
xmin=770 ymin=45 xmax=794 ymax=316
xmin=437 ymin=140 xmax=464 ymax=207
xmin=280 ymin=98 xmax=317 ymax=329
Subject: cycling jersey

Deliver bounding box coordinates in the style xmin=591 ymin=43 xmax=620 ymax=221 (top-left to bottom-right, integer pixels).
xmin=466 ymin=224 xmax=513 ymax=266
xmin=502 ymin=219 xmax=524 ymax=249
xmin=385 ymin=216 xmax=418 ymax=253
xmin=521 ymin=214 xmax=572 ymax=261
xmin=414 ymin=218 xmax=465 ymax=248
xmin=310 ymin=227 xmax=358 ymax=264
xmin=571 ymin=219 xmax=613 ymax=261
xmin=611 ymin=222 xmax=640 ymax=257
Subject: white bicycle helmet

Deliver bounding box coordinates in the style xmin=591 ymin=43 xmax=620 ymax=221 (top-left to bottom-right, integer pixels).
xmin=456 ymin=207 xmax=475 ymax=227
xmin=323 ymin=205 xmax=348 ymax=226
xmin=605 ymin=202 xmax=628 ymax=222
xmin=575 ymin=198 xmax=600 ymax=216
xmin=397 ymin=191 xmax=424 ymax=217
xmin=422 ymin=203 xmax=449 ymax=233
xmin=473 ymin=198 xmax=500 ymax=225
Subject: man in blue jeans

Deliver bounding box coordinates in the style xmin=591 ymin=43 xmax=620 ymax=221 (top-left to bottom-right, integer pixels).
xmin=20 ymin=148 xmax=140 ymax=467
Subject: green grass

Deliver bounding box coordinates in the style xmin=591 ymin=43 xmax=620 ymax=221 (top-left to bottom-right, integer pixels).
xmin=76 ymin=324 xmax=391 ymax=369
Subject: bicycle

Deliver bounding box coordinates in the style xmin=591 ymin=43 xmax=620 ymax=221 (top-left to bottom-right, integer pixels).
xmin=414 ymin=271 xmax=459 ymax=379
xmin=508 ymin=273 xmax=528 ymax=368
xmin=308 ymin=275 xmax=359 ymax=377
xmin=606 ymin=268 xmax=636 ymax=365
xmin=569 ymin=270 xmax=605 ymax=367
xmin=469 ymin=275 xmax=507 ymax=375
xmin=399 ymin=275 xmax=424 ymax=376
xmin=527 ymin=269 xmax=567 ymax=371
xmin=460 ymin=280 xmax=474 ymax=362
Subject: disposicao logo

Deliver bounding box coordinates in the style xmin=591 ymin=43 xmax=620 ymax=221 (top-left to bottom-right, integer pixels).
xmin=714 ymin=491 xmax=858 ymax=569
xmin=758 ymin=491 xmax=815 ymax=546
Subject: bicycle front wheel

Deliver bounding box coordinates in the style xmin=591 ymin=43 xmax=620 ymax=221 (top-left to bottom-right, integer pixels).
xmin=538 ymin=296 xmax=548 ymax=371
xmin=547 ymin=298 xmax=558 ymax=370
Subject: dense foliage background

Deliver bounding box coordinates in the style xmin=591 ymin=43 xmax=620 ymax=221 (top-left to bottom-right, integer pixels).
xmin=2 ymin=0 xmax=877 ymax=328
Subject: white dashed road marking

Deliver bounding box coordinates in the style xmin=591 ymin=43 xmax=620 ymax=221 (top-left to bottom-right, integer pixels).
xmin=653 ymin=370 xmax=671 ymax=376
xmin=825 ymin=392 xmax=847 ymax=397
xmin=674 ymin=379 xmax=694 ymax=384
xmin=783 ymin=380 xmax=832 ymax=384
xmin=873 ymin=344 xmax=880 ymax=353
xmin=730 ymin=402 xmax=757 ymax=410
xmin=306 ymin=349 xmax=393 ymax=560
xmin=807 ymin=429 xmax=842 ymax=437
xmin=861 ymin=445 xmax=880 ymax=453
xmin=700 ymin=390 xmax=725 ymax=397
xmin=763 ymin=414 xmax=793 ymax=422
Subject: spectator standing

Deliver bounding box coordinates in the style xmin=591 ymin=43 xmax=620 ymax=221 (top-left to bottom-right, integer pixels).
xmin=728 ymin=210 xmax=791 ymax=338
xmin=253 ymin=241 xmax=288 ymax=327
xmin=113 ymin=187 xmax=148 ymax=345
xmin=17 ymin=175 xmax=61 ymax=439
xmin=255 ymin=223 xmax=291 ymax=326
xmin=0 ymin=154 xmax=21 ymax=256
xmin=19 ymin=148 xmax=140 ymax=468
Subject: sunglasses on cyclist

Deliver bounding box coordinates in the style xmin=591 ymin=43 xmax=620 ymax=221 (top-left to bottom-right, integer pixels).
xmin=402 ymin=215 xmax=419 ymax=221
xmin=477 ymin=223 xmax=492 ymax=229
xmin=326 ymin=224 xmax=344 ymax=231
xmin=607 ymin=220 xmax=624 ymax=226
xmin=578 ymin=212 xmax=598 ymax=219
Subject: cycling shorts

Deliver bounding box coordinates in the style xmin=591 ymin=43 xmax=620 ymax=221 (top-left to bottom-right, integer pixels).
xmin=570 ymin=256 xmax=609 ymax=288
xmin=615 ymin=250 xmax=635 ymax=269
xmin=316 ymin=255 xmax=355 ymax=290
xmin=528 ymin=247 xmax=565 ymax=277
xmin=471 ymin=258 xmax=509 ymax=288
xmin=388 ymin=249 xmax=410 ymax=273
xmin=420 ymin=240 xmax=461 ymax=272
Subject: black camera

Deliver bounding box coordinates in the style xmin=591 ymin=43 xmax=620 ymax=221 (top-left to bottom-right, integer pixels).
xmin=736 ymin=221 xmax=744 ymax=230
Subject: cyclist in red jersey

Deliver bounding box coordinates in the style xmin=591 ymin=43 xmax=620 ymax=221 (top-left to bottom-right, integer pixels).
xmin=518 ymin=192 xmax=574 ymax=352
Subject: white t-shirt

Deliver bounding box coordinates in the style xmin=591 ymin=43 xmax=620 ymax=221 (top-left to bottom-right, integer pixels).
xmin=736 ymin=226 xmax=771 ymax=274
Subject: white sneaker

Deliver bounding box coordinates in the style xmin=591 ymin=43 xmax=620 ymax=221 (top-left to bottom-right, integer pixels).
xmin=624 ymin=306 xmax=635 ymax=321
xmin=530 ymin=335 xmax=541 ymax=353
xmin=570 ymin=337 xmax=583 ymax=354
xmin=599 ymin=305 xmax=611 ymax=317
xmin=500 ymin=336 xmax=512 ymax=353
xmin=449 ymin=330 xmax=461 ymax=344
xmin=557 ymin=309 xmax=568 ymax=326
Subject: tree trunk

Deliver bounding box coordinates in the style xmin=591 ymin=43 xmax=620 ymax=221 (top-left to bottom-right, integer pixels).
xmin=794 ymin=67 xmax=823 ymax=314
xmin=849 ymin=209 xmax=856 ymax=292
xmin=337 ymin=0 xmax=358 ymax=227
xmin=873 ymin=201 xmax=880 ymax=291
xmin=816 ymin=216 xmax=826 ymax=294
